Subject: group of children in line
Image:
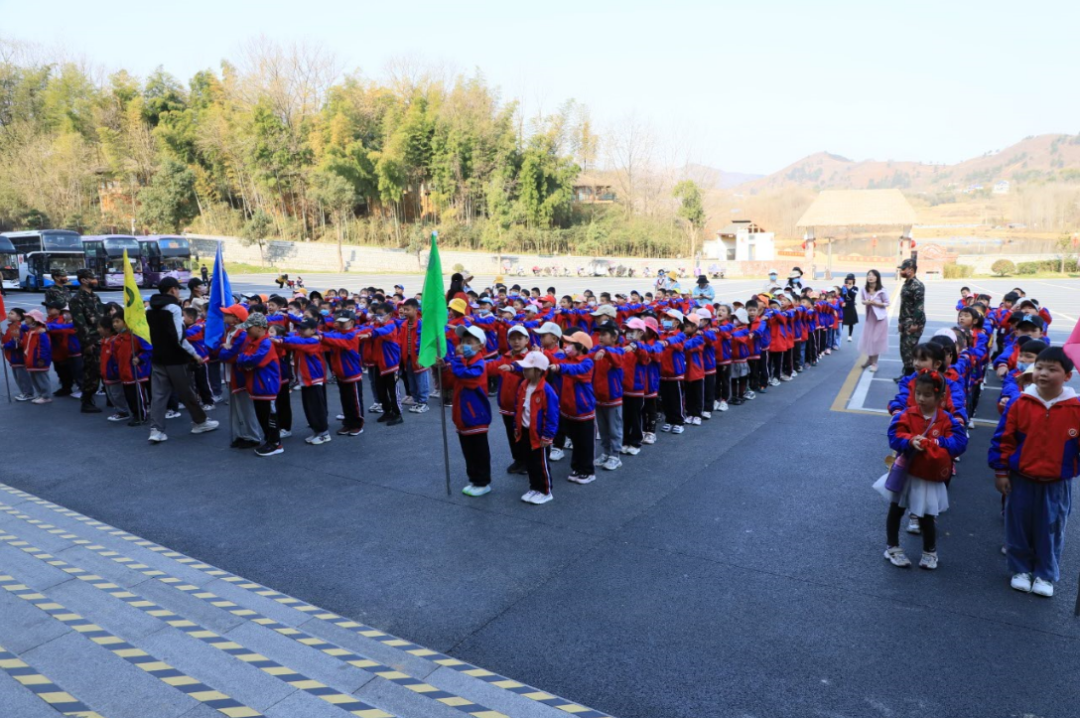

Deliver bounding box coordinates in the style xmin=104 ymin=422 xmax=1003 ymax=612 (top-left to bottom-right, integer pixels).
xmin=879 ymin=286 xmax=1078 ymax=599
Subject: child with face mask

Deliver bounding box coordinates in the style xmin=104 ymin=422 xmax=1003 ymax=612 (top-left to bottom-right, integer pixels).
xmin=549 ymin=331 xmax=597 ymax=482
xmin=619 ymin=318 xmax=652 ymax=454
xmin=452 ymin=325 xmax=494 ymax=496
xmin=657 ymin=309 xmax=688 ymax=433
xmin=514 ymin=351 xmax=560 ymax=505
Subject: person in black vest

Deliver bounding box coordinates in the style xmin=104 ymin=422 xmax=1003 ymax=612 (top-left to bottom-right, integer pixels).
xmin=146 ymin=277 xmax=219 ymax=444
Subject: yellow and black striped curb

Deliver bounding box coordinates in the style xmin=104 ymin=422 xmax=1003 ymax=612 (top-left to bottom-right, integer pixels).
xmin=0 ymin=643 xmax=105 ymax=718
xmin=0 ymin=574 xmax=262 ymax=718
xmin=0 ymin=506 xmax=512 ymax=718
xmin=0 ymin=529 xmax=394 ymax=718
xmin=0 ymin=484 xmax=612 ymax=718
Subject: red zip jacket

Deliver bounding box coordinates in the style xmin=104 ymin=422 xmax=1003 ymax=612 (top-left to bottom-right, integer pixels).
xmin=2 ymin=323 xmax=24 ymax=366
xmin=100 ymin=334 xmax=121 ymax=384
xmin=684 ymin=335 xmax=705 ymax=381
xmin=555 ymin=352 xmax=596 ymax=421
xmin=591 ymin=345 xmax=625 ymax=407
xmin=989 ymin=386 xmax=1080 ymax=481
xmin=621 ymin=340 xmax=652 ymax=396
xmin=888 ymin=406 xmax=968 ymax=482
xmin=658 ymin=331 xmax=687 ymax=380
xmin=515 ymin=378 xmax=560 ymax=450
xmin=22 ymin=327 xmax=51 ymax=372
xmin=490 ymin=349 xmax=529 ymax=416
xmin=236 ymin=335 xmax=282 ymax=400
xmin=281 ymin=335 xmax=327 ymax=387
xmin=321 ymin=328 xmax=372 ymax=383
xmin=398 ymin=318 xmax=427 ymax=372
xmin=450 ymin=352 xmax=491 ymax=434
xmin=113 ymin=331 xmax=152 ymax=384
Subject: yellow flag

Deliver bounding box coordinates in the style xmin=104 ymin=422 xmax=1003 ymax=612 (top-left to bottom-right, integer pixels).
xmin=122 ymin=249 xmax=152 ymax=345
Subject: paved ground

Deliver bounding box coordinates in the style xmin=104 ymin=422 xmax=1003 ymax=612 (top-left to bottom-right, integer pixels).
xmin=2 ymin=274 xmax=1080 ymax=718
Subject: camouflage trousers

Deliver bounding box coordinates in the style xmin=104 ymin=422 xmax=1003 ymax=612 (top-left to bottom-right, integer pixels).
xmin=81 ymin=345 xmax=101 ymax=399
xmin=899 ymin=328 xmax=923 ymax=376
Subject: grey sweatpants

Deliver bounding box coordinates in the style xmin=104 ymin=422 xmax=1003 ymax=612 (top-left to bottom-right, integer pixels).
xmin=105 ymin=383 xmax=130 ymax=413
xmin=29 ymin=371 xmax=52 ymax=399
xmin=12 ymin=366 xmax=33 ymax=396
xmin=150 ymin=363 xmax=208 ymax=432
xmin=229 ymin=391 xmax=265 ymax=443
xmin=595 ymin=405 xmax=624 ymax=457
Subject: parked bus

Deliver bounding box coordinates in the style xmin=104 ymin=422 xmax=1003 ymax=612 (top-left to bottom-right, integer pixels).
xmin=139 ymin=235 xmax=192 ymax=288
xmin=0 ymin=235 xmax=17 ymax=291
xmin=80 ymin=235 xmax=142 ymax=288
xmin=2 ymin=230 xmax=86 ymax=291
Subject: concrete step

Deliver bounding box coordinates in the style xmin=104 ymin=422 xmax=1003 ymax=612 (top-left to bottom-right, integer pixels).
xmin=0 ymin=483 xmax=612 ymax=718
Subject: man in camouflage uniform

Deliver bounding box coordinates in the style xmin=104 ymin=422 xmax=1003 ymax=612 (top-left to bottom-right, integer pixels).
xmin=896 ymin=258 xmax=925 ymax=381
xmin=43 ymin=269 xmax=73 ymax=308
xmin=69 ymin=268 xmax=104 ymax=413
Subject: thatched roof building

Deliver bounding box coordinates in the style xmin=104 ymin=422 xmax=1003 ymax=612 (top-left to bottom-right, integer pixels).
xmin=796 ymin=189 xmax=916 ymax=229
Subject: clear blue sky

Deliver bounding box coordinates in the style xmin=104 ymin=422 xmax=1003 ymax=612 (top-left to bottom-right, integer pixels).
xmin=3 ymin=0 xmax=1077 ymax=175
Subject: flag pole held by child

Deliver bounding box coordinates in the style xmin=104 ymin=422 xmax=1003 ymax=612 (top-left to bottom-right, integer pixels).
xmin=418 ymin=231 xmax=451 ymax=496
xmin=0 ymin=291 xmax=9 ymax=402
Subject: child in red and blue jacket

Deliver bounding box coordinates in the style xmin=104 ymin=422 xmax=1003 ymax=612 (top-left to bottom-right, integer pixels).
xmin=712 ymin=305 xmax=734 ymax=410
xmin=281 ymin=318 xmax=330 ymax=443
xmin=268 ymin=325 xmax=294 ymax=438
xmin=97 ymin=317 xmax=130 ymax=420
xmin=368 ymin=303 xmax=405 ymax=424
xmin=183 ymin=307 xmax=214 ymax=408
xmin=451 ymin=326 xmax=493 ymax=496
xmin=697 ymin=312 xmax=718 ymax=420
xmin=989 ymin=346 xmax=1080 ymax=595
xmin=45 ymin=304 xmax=81 ymax=397
xmin=217 ymin=305 xmax=265 ymax=448
xmin=550 ymin=331 xmax=597 ymax=482
xmin=514 ymin=352 xmax=560 ymax=503
xmin=321 ymin=311 xmax=373 ymax=436
xmin=3 ymin=308 xmax=34 ymax=400
xmin=491 ymin=325 xmax=532 ymax=473
xmin=111 ymin=311 xmax=152 ymax=424
xmin=657 ymin=310 xmax=688 ymax=431
xmin=729 ymin=308 xmax=752 ymax=405
xmin=19 ymin=310 xmax=52 ymax=402
xmin=397 ymin=298 xmax=429 ymax=412
xmin=592 ymin=322 xmax=625 ymax=468
xmin=236 ymin=313 xmax=283 ymax=455
xmin=681 ymin=315 xmax=707 ymax=423
xmin=620 ymin=318 xmax=652 ymax=452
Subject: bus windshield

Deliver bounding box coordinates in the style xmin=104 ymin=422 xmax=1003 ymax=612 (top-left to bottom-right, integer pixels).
xmin=41 ymin=232 xmax=82 ymax=251
xmin=42 ymin=254 xmax=86 ymax=276
xmin=0 ymin=237 xmax=15 ymax=281
xmin=102 ymin=237 xmax=140 ymax=257
xmin=156 ymin=237 xmax=190 ymax=256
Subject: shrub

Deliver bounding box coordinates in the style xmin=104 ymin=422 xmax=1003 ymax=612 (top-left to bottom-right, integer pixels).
xmin=991 ymin=259 xmax=1016 ymax=276
xmin=1016 ymin=262 xmax=1040 ymax=275
xmin=942 ymin=262 xmax=973 ymax=279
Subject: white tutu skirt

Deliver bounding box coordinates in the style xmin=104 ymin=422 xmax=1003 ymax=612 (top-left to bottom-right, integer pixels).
xmin=873 ymin=474 xmax=949 ymax=517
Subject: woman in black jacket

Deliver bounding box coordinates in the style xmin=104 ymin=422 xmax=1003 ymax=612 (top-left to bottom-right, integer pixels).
xmin=841 ymin=273 xmax=860 ymax=342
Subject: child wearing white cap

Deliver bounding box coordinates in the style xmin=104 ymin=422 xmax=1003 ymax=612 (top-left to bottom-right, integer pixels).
xmin=514 ymin=351 xmax=559 ymax=504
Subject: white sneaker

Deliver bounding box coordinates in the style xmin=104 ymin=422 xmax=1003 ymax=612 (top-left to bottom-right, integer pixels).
xmin=108 ymin=412 xmax=132 ymax=422
xmin=671 ymin=425 xmax=685 ymax=434
xmin=623 ymin=445 xmax=640 ymax=456
xmin=1031 ymin=577 xmax=1054 ymax=597
xmin=602 ymin=456 xmax=622 ymax=471
xmin=745 ymin=390 xmax=757 ymax=400
xmin=906 ymin=516 xmax=921 ymax=534
xmin=565 ymin=439 xmax=573 ymax=449
xmin=336 ymin=413 xmax=345 ymax=421
xmin=311 ymin=433 xmax=332 ymax=445
xmin=884 ymin=546 xmax=911 ymax=568
xmin=14 ymin=393 xmax=33 ymax=402
xmin=1010 ymin=572 xmax=1033 ymax=593
xmin=660 ymin=423 xmax=672 ymax=432
xmin=369 ymin=403 xmax=383 ymax=413
xmin=919 ymin=551 xmax=938 ymax=570
xmin=847 ymin=336 xmax=853 ymax=342
xmin=769 ymin=378 xmax=781 ymax=387
xmin=594 ymin=454 xmax=610 ymax=466
xmin=148 ymin=430 xmax=168 ymax=444
xmin=642 ymin=432 xmax=656 ymax=445
xmin=549 ymin=447 xmax=565 ymax=461
xmin=202 ymin=404 xmax=215 ymax=412
xmin=967 ymin=419 xmax=975 ymax=430
xmin=567 ymin=472 xmax=595 ymax=484
xmin=717 ymin=401 xmax=728 ymax=412
xmin=71 ymin=390 xmax=83 ymax=399
xmin=701 ymin=411 xmax=712 ymax=420
xmin=462 ymin=483 xmax=491 ymax=497
xmin=31 ymin=396 xmax=52 ymax=404
xmin=190 ymin=420 xmax=219 ymax=434
xmin=165 ymin=409 xmax=182 ymax=419
xmin=411 ymin=403 xmax=430 ymax=414
xmin=780 ymin=375 xmax=793 ymax=382
xmin=305 ymin=433 xmax=319 ymax=444
xmin=279 ymin=429 xmax=292 ymax=438
xmin=691 ymin=416 xmax=702 ymax=426
xmin=523 ymin=490 xmax=552 ymax=505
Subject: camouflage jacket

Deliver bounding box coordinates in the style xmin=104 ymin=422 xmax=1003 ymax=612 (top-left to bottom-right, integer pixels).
xmin=43 ymin=284 xmax=73 ymax=308
xmin=898 ymin=276 xmax=925 ymax=331
xmin=69 ymin=288 xmax=104 ymax=347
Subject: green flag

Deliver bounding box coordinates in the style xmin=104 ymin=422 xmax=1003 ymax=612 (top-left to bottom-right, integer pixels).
xmin=418 ymin=232 xmax=448 ymax=368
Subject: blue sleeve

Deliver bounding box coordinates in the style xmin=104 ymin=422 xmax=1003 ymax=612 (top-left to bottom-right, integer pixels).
xmin=559 ymin=357 xmax=595 ymax=376
xmin=236 ymin=338 xmax=270 ymax=368
xmin=685 ymin=335 xmax=704 ymax=350
xmin=217 ymin=331 xmax=247 ymax=362
xmin=450 ymin=354 xmax=485 ymax=379
xmin=541 ymin=385 xmax=560 ymax=440
xmin=948 ymin=379 xmax=968 ymax=421
xmin=887 ymin=412 xmax=910 ymax=454
xmin=940 ymin=413 xmax=968 ymax=457
xmin=888 ymin=375 xmax=913 ymax=414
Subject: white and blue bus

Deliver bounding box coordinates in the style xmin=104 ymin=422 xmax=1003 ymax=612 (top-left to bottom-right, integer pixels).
xmin=2 ymin=230 xmax=86 ymax=291
xmin=0 ymin=235 xmax=17 ymax=291
xmin=80 ymin=235 xmax=142 ymax=289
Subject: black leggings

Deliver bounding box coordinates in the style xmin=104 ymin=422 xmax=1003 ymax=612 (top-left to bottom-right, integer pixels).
xmin=887 ymin=502 xmax=936 ymax=552
xmin=769 ymin=352 xmax=783 ymax=380
xmin=715 ymin=365 xmax=731 ymax=402
xmin=847 ymin=324 xmax=855 ymax=338
xmin=378 ymin=371 xmax=401 ymax=417
xmin=659 ymin=381 xmax=684 ymax=425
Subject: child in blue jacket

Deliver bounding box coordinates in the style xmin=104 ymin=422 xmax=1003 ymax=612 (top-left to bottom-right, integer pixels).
xmin=452 ymin=325 xmax=493 ymax=497
xmin=236 ymin=313 xmax=283 ymax=457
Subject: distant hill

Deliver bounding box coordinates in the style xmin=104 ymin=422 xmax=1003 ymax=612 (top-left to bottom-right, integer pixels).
xmin=684 ymin=163 xmax=765 ymax=190
xmin=736 ymin=134 xmax=1080 ymax=193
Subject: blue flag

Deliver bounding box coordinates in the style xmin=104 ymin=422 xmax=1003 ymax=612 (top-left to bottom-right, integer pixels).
xmin=205 ymin=242 xmax=233 ymax=352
